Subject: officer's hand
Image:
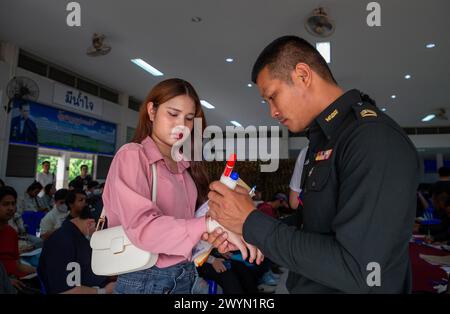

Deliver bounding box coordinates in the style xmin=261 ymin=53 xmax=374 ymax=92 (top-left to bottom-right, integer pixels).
xmin=208 ymin=181 xmax=255 ymax=235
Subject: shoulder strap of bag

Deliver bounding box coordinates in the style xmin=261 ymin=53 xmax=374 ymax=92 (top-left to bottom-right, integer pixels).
xmin=96 ymin=163 xmax=158 ymax=231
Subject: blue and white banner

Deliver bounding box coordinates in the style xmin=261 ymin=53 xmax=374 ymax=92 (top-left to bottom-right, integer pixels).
xmin=9 ymin=99 xmax=116 ymax=155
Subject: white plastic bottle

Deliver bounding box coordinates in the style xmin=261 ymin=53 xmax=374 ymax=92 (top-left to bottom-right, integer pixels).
xmin=220 ymin=171 xmax=239 ymax=190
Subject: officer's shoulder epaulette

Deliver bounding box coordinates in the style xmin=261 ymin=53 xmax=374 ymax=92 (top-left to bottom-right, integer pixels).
xmin=351 ymin=101 xmax=380 ymax=121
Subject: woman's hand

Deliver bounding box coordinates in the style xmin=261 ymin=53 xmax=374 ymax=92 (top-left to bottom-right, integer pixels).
xmin=202 ymin=221 xmax=264 ymax=265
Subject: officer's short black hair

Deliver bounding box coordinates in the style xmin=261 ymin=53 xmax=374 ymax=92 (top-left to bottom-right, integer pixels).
xmin=80 ymin=164 xmax=88 ymax=171
xmin=0 ymin=179 xmax=5 ymax=188
xmin=251 ymin=35 xmax=337 ymax=85
xmin=42 ymin=161 xmax=50 ymax=166
xmin=54 ymin=188 xmax=69 ymax=202
xmin=438 ymin=166 xmax=450 ymax=177
xmin=66 ymin=190 xmax=86 ymax=207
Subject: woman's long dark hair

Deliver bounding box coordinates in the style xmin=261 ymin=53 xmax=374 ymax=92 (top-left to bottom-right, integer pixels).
xmin=132 ymin=78 xmax=209 ymax=207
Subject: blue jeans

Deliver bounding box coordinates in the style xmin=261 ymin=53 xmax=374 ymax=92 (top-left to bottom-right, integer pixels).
xmin=114 ymin=262 xmax=198 ymax=294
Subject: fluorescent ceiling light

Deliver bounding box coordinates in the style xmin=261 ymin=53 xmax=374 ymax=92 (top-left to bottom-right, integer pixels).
xmin=226 ymin=58 xmax=234 ymax=63
xmin=247 ymin=83 xmax=252 ymax=87
xmin=404 ymin=74 xmax=411 ymax=79
xmin=426 ymin=43 xmax=436 ymax=49
xmin=200 ymin=100 xmax=215 ymax=109
xmin=131 ymin=58 xmax=164 ymax=76
xmin=230 ymin=120 xmax=242 ymax=127
xmin=316 ymin=42 xmax=331 ymax=63
xmin=421 ymin=114 xmax=436 ymax=122
xmin=391 ymin=95 xmax=397 ymax=99
xmin=381 ymin=108 xmax=387 ymax=112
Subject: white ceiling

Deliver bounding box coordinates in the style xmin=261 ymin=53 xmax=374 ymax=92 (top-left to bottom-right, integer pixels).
xmin=1 ymin=0 xmax=449 ymax=129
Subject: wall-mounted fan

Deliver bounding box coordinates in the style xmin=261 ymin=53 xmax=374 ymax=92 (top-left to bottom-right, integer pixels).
xmin=5 ymin=76 xmax=39 ymax=113
xmin=86 ymin=33 xmax=112 ymax=57
xmin=305 ymin=7 xmax=335 ymax=38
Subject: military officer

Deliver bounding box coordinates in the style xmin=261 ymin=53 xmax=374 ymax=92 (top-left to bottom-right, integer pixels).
xmin=205 ymin=36 xmax=419 ymax=293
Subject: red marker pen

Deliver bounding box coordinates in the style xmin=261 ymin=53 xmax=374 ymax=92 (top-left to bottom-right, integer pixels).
xmin=222 ymin=153 xmax=236 ymax=177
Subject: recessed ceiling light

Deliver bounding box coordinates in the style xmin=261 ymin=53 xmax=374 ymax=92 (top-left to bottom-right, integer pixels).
xmin=404 ymin=74 xmax=411 ymax=79
xmin=261 ymin=100 xmax=266 ymax=104
xmin=381 ymin=108 xmax=387 ymax=112
xmin=426 ymin=43 xmax=436 ymax=49
xmin=191 ymin=17 xmax=202 ymax=23
xmin=315 ymin=42 xmax=331 ymax=63
xmin=230 ymin=120 xmax=242 ymax=127
xmin=225 ymin=58 xmax=234 ymax=63
xmin=391 ymin=95 xmax=397 ymax=99
xmin=131 ymin=58 xmax=163 ymax=76
xmin=247 ymin=83 xmax=252 ymax=87
xmin=422 ymin=114 xmax=436 ymax=122
xmin=200 ymin=100 xmax=215 ymax=109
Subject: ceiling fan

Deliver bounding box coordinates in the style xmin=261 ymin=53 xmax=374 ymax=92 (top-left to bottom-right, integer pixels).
xmin=305 ymin=7 xmax=335 ymax=38
xmin=86 ymin=33 xmax=112 ymax=57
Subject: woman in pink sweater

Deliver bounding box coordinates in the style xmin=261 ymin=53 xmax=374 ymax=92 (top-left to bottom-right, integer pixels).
xmin=103 ymin=79 xmax=258 ymax=294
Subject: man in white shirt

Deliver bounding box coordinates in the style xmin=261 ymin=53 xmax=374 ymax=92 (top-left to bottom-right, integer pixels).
xmin=289 ymin=146 xmax=308 ymax=209
xmin=39 ymin=189 xmax=69 ymax=240
xmin=36 ymin=161 xmax=55 ymax=197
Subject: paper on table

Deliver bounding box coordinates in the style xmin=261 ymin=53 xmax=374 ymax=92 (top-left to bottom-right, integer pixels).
xmin=419 ymin=254 xmax=450 ymax=266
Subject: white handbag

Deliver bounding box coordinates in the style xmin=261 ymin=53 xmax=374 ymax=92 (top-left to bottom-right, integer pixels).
xmin=90 ymin=163 xmax=159 ymax=276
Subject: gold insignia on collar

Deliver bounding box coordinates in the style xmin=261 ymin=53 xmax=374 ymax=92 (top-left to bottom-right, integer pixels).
xmin=360 ymin=109 xmax=377 ymax=118
xmin=325 ymin=109 xmax=339 ymax=122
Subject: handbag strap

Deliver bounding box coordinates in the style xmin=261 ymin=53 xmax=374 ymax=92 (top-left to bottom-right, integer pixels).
xmin=96 ymin=163 xmax=158 ymax=231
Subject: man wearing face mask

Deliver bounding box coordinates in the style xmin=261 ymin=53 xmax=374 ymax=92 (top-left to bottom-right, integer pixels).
xmin=39 ymin=189 xmax=69 ymax=240
xmin=38 ymin=206 xmax=116 ymax=294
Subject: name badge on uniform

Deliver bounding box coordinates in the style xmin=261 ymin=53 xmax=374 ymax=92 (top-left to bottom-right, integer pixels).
xmin=315 ymin=149 xmax=333 ymax=161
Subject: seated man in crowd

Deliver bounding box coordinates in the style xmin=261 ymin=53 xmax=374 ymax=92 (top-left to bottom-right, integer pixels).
xmin=65 ymin=190 xmax=87 ymax=220
xmin=68 ymin=179 xmax=84 ymax=191
xmin=0 ymin=186 xmax=39 ymax=293
xmin=431 ymin=166 xmax=450 ymax=197
xmin=256 ymin=192 xmax=289 ymax=219
xmin=85 ymin=181 xmax=103 ymax=222
xmin=38 ymin=206 xmax=115 ymax=294
xmin=425 ymin=193 xmax=450 ymax=244
xmin=197 ymin=250 xmax=259 ymax=294
xmin=38 ymin=184 xmax=55 ymax=212
xmin=39 ymin=189 xmax=69 ymax=240
xmin=18 ymin=181 xmax=45 ymax=213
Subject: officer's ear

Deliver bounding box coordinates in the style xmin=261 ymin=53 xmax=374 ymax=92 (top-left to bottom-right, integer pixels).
xmin=291 ymin=63 xmax=312 ymax=88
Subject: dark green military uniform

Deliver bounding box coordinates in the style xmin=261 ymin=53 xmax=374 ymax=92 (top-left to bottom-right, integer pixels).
xmin=243 ymin=89 xmax=419 ymax=293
